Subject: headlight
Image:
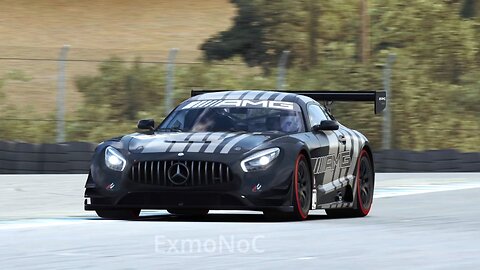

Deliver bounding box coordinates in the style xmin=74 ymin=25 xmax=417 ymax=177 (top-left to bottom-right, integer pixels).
xmin=104 ymin=146 xmax=126 ymax=171
xmin=241 ymin=148 xmax=280 ymax=172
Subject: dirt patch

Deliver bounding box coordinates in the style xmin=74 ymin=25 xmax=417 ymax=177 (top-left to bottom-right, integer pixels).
xmin=0 ymin=0 xmax=235 ymax=115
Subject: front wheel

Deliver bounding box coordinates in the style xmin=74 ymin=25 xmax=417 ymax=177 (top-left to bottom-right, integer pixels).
xmin=326 ymin=149 xmax=374 ymax=218
xmin=291 ymin=154 xmax=312 ymax=220
xmin=95 ymin=209 xmax=141 ymax=220
xmin=262 ymin=154 xmax=312 ymax=221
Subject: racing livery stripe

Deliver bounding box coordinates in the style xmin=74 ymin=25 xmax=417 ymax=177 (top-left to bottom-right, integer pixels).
xmin=184 ymin=132 xmax=212 ymax=153
xmin=168 ymin=142 xmax=187 ymax=153
xmin=253 ymin=91 xmax=265 ymax=99
xmin=186 ymin=133 xmax=216 ymax=153
xmin=343 ymin=128 xmax=352 ymax=180
xmin=220 ymin=91 xmax=232 ymax=99
xmin=182 ymin=101 xmax=201 ymax=109
xmin=351 ymin=128 xmax=362 ymax=176
xmin=350 ymin=129 xmax=364 ymax=201
xmin=168 ymin=133 xmax=196 ymax=152
xmin=322 ymin=130 xmax=339 ymax=185
xmin=354 ymin=129 xmax=367 ymax=141
xmin=199 ymin=92 xmax=230 ymax=100
xmin=145 ymin=139 xmax=172 ymax=153
xmin=317 ymin=176 xmax=351 ymax=194
xmin=238 ymin=91 xmax=250 ymax=99
xmin=339 ymin=129 xmax=350 ymax=180
xmin=220 ymin=134 xmax=250 ymax=154
xmin=274 ymin=92 xmax=288 ymax=100
xmin=297 ymin=95 xmax=314 ymax=104
xmin=318 ymin=202 xmax=353 ymax=209
xmin=203 ymin=100 xmax=219 ymax=108
xmin=199 ymin=100 xmax=212 ymax=108
xmin=205 ymin=100 xmax=220 ymax=108
xmin=269 ymin=93 xmax=280 ymax=100
xmin=332 ymin=129 xmax=345 ymax=183
xmin=165 ymin=133 xmax=190 ymax=152
xmin=243 ymin=91 xmax=262 ymax=99
xmin=225 ymin=91 xmax=244 ymax=100
xmin=330 ymin=130 xmax=341 ymax=190
xmin=280 ymin=93 xmax=294 ymax=101
xmin=192 ymin=91 xmax=322 ymax=109
xmin=342 ymin=128 xmax=353 ymax=180
xmin=203 ymin=133 xmax=236 ymax=153
xmin=352 ymin=130 xmax=364 ymax=154
xmin=343 ymin=130 xmax=355 ymax=178
xmin=258 ymin=91 xmax=274 ymax=100
xmin=222 ymin=91 xmax=234 ymax=99
xmin=191 ymin=100 xmax=210 ymax=108
xmin=343 ymin=128 xmax=358 ymax=178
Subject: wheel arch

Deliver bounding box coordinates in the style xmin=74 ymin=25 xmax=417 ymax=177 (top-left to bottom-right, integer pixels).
xmin=288 ymin=140 xmax=313 ymax=174
xmin=297 ymin=146 xmax=314 ymax=185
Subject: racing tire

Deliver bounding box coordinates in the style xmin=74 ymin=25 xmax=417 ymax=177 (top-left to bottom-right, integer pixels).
xmin=262 ymin=154 xmax=312 ymax=221
xmin=167 ymin=209 xmax=209 ymax=217
xmin=291 ymin=154 xmax=312 ymax=220
xmin=326 ymin=149 xmax=374 ymax=218
xmin=95 ymin=209 xmax=141 ymax=220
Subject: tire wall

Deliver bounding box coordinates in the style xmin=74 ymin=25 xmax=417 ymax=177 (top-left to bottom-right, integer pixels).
xmin=0 ymin=141 xmax=96 ymax=174
xmin=0 ymin=141 xmax=478 ymax=173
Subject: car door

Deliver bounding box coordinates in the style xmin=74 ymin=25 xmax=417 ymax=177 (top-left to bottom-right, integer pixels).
xmin=306 ymin=103 xmax=353 ymax=204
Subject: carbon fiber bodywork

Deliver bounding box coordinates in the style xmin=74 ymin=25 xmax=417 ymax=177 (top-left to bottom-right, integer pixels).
xmin=84 ymin=90 xmax=374 ymax=213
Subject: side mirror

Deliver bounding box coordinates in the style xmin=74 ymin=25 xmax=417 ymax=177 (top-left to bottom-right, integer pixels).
xmin=311 ymin=120 xmax=339 ymax=132
xmin=137 ymin=119 xmax=155 ymax=130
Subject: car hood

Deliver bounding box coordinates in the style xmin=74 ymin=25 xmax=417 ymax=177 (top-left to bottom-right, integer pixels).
xmin=127 ymin=132 xmax=283 ymax=155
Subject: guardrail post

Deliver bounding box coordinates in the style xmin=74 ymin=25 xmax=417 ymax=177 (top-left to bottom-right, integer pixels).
xmin=56 ymin=45 xmax=70 ymax=143
xmin=382 ymin=53 xmax=396 ymax=150
xmin=164 ymin=48 xmax=178 ymax=115
xmin=276 ymin=50 xmax=290 ymax=90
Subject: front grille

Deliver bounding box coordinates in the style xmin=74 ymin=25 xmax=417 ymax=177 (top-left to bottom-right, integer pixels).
xmin=130 ymin=160 xmax=233 ymax=187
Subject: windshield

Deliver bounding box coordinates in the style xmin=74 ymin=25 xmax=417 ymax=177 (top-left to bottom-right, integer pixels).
xmin=160 ymin=100 xmax=305 ymax=133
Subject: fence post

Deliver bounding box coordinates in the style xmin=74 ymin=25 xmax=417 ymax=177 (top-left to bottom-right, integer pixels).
xmin=276 ymin=50 xmax=290 ymax=90
xmin=164 ymin=48 xmax=178 ymax=115
xmin=382 ymin=53 xmax=396 ymax=150
xmin=56 ymin=45 xmax=70 ymax=143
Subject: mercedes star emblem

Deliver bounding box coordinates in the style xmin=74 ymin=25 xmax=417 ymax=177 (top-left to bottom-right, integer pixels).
xmin=168 ymin=163 xmax=189 ymax=185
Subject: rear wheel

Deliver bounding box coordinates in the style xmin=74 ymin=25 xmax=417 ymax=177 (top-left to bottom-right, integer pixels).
xmin=95 ymin=209 xmax=141 ymax=220
xmin=167 ymin=209 xmax=209 ymax=217
xmin=326 ymin=149 xmax=374 ymax=218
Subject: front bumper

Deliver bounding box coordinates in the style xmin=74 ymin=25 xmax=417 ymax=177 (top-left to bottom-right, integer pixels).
xmin=84 ymin=151 xmax=295 ymax=212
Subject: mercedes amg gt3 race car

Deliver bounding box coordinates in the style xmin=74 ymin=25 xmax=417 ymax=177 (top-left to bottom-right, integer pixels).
xmin=84 ymin=90 xmax=386 ymax=220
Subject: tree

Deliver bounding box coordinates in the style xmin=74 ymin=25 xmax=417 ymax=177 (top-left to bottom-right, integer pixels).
xmin=9 ymin=0 xmax=476 ymax=151
xmin=201 ymin=0 xmax=311 ymax=72
xmin=71 ymin=57 xmax=167 ymax=141
xmin=461 ymin=0 xmax=480 ymax=18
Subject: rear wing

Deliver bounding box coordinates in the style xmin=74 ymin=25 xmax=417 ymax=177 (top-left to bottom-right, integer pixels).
xmin=191 ymin=90 xmax=386 ymax=114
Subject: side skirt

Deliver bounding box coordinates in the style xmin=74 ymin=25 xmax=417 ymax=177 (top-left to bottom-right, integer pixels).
xmin=314 ymin=175 xmax=355 ymax=208
xmin=317 ymin=202 xmax=354 ymax=209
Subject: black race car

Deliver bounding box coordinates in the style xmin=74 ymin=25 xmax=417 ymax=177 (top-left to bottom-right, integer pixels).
xmin=84 ymin=90 xmax=386 ymax=220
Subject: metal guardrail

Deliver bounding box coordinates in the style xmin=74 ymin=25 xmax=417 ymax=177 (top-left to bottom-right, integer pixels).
xmin=0 ymin=141 xmax=478 ymax=173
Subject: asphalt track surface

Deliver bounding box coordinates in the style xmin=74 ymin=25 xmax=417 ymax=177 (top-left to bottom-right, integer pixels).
xmin=1 ymin=173 xmax=480 ymax=270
